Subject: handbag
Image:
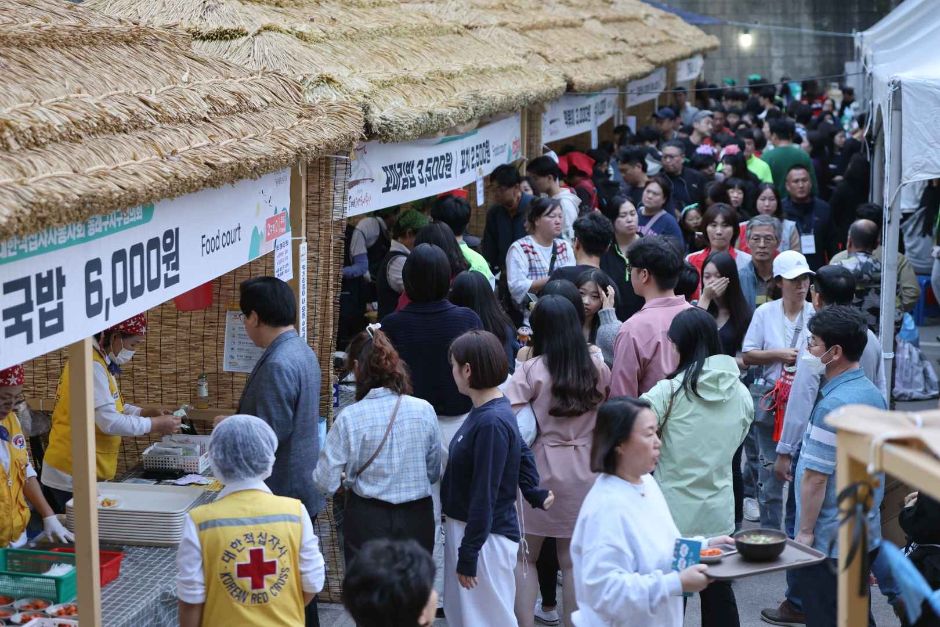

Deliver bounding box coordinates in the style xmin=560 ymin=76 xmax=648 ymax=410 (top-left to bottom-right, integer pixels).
xmin=341 ymin=394 xmax=402 ymax=499
xmin=760 ymin=310 xmax=804 ymax=442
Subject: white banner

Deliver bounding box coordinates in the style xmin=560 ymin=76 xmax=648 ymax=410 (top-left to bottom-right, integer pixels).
xmin=627 ymin=67 xmax=668 ymax=108
xmin=676 ymin=55 xmax=705 ymax=83
xmin=542 ymin=88 xmax=619 ymax=144
xmin=346 ymin=115 xmax=522 ymax=216
xmin=0 ymin=169 xmax=291 ymax=370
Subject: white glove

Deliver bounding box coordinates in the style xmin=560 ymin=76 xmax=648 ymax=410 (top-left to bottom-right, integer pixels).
xmin=41 ymin=515 xmax=74 ymax=544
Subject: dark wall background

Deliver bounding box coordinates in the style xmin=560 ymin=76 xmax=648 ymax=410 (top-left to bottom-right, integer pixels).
xmin=664 ymin=0 xmax=901 ymax=88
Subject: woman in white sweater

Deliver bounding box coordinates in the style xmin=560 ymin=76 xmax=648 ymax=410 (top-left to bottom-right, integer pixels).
xmin=570 ymin=397 xmax=733 ymax=627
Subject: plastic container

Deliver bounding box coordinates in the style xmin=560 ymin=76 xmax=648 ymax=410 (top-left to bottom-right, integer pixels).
xmin=0 ymin=550 xmax=75 ymax=604
xmin=50 ymin=548 xmax=124 ymax=587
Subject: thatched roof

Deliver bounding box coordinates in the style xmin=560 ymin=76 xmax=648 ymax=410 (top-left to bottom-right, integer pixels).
xmin=397 ymin=0 xmax=718 ymax=93
xmin=84 ymin=0 xmax=569 ymax=143
xmin=0 ymin=0 xmax=362 ymax=241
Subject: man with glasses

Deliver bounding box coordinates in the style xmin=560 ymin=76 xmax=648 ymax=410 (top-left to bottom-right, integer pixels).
xmin=660 ymin=140 xmax=706 ymax=213
xmin=739 ymin=215 xmax=782 ymax=310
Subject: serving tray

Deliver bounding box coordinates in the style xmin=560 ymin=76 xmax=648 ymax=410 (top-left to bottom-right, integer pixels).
xmin=705 ymin=540 xmax=827 ymax=580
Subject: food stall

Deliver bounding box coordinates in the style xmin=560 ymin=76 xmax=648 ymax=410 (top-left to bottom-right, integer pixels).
xmin=0 ymin=0 xmax=360 ymax=622
xmin=826 ymin=405 xmax=940 ymax=626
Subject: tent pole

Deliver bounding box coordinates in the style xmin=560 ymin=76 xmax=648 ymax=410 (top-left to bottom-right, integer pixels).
xmin=870 ymin=125 xmax=885 ymax=214
xmin=879 ymin=93 xmax=902 ymax=393
xmin=69 ymin=338 xmax=102 ymax=624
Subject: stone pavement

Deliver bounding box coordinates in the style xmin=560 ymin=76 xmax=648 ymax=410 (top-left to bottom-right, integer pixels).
xmin=320 ymin=323 xmax=940 ymax=627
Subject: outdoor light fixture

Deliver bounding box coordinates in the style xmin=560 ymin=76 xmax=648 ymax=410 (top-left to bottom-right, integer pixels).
xmin=739 ymin=29 xmax=753 ymax=49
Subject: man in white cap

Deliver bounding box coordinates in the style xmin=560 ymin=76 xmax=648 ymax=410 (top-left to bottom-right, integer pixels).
xmin=742 ymin=250 xmax=816 ymax=533
xmin=177 ymin=415 xmax=325 ymax=627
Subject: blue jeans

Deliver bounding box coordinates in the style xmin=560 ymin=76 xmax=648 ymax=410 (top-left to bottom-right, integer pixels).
xmin=785 ymin=449 xmax=802 ymax=611
xmin=754 ymin=404 xmax=783 ymax=529
xmin=742 ymin=423 xmax=760 ymax=500
xmin=870 ymin=545 xmax=900 ymax=607
xmin=796 ymin=553 xmax=877 ymax=627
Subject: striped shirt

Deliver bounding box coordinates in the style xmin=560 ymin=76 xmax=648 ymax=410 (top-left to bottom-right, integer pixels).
xmin=312 ymin=388 xmax=443 ymax=504
xmin=795 ymin=368 xmax=886 ymax=558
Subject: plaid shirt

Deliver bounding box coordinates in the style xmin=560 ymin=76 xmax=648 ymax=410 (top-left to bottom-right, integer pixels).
xmin=312 ymin=387 xmax=443 ymax=504
xmin=506 ymin=236 xmax=573 ymax=304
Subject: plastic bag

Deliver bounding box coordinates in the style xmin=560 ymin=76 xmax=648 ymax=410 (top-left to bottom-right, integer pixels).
xmin=893 ymin=336 xmax=940 ymax=401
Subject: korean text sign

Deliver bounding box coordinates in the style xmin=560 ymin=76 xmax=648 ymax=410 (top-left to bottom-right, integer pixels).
xmin=0 ymin=169 xmax=291 ymax=370
xmin=541 ymin=88 xmax=619 ymax=144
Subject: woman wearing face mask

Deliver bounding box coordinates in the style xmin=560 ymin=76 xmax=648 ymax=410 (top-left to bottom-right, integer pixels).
xmin=737 ymin=183 xmax=800 ymax=254
xmin=0 ymin=365 xmax=73 ymax=548
xmin=41 ymin=314 xmax=181 ymax=512
xmin=685 ymin=203 xmax=752 ymax=300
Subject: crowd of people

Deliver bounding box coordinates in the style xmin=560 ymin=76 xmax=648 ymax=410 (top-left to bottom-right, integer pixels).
xmin=1 ymin=76 xmax=936 ymax=627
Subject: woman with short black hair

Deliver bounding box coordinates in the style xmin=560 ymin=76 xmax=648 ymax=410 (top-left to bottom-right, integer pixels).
xmin=442 ymin=330 xmax=552 ymax=627
xmin=571 ymin=397 xmax=727 ymax=627
xmin=506 ymin=198 xmax=574 ymax=314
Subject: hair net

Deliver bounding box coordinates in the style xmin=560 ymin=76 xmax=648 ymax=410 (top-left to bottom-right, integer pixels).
xmin=209 ymin=414 xmax=278 ymax=483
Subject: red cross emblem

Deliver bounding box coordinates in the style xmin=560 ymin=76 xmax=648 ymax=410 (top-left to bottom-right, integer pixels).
xmin=235 ymin=547 xmax=277 ymax=590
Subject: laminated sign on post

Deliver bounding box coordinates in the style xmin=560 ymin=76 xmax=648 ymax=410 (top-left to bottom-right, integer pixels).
xmin=627 ymin=68 xmax=668 ymax=108
xmin=223 ymin=310 xmax=265 ymax=373
xmin=0 ymin=168 xmax=291 ymax=370
xmin=542 ymin=88 xmax=618 ymax=144
xmin=274 ymin=234 xmax=293 ymax=282
xmin=676 ymin=55 xmax=705 ymax=83
xmin=347 ymin=114 xmax=523 ymax=216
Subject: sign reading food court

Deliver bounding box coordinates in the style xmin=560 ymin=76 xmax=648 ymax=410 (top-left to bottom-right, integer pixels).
xmin=0 ymin=168 xmax=291 ymax=370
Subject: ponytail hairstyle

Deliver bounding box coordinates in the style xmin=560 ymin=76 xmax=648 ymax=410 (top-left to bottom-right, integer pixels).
xmin=345 ymin=326 xmax=413 ymax=401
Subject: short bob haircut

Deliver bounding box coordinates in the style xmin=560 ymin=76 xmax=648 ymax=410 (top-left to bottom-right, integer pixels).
xmin=701 ymin=202 xmax=741 ymax=248
xmin=590 ymin=397 xmax=652 ymax=474
xmin=525 ymin=197 xmax=562 ymax=231
xmin=240 ymin=276 xmax=296 ymax=327
xmin=402 ymin=243 xmax=450 ymax=303
xmin=449 ymin=329 xmax=509 ymax=390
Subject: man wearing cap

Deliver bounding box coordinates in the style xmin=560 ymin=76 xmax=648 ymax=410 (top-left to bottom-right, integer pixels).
xmin=177 ymin=414 xmax=325 ymax=627
xmin=683 ymin=110 xmax=715 ymax=159
xmin=0 ymin=365 xmax=73 ymax=548
xmin=652 ymin=107 xmax=678 ymax=146
xmin=42 ymin=314 xmax=181 ymax=511
xmin=376 ymin=209 xmax=429 ymax=321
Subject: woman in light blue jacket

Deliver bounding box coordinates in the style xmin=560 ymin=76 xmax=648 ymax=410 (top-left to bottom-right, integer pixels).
xmin=641 ymin=307 xmax=753 ymax=627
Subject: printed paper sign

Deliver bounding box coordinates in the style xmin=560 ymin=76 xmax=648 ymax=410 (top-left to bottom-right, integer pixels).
xmin=676 ymin=55 xmax=705 ymax=83
xmin=347 ymin=115 xmax=522 ymax=216
xmin=274 ymin=235 xmax=293 ymax=282
xmin=0 ymin=169 xmax=291 ymax=370
xmin=542 ymin=88 xmax=618 ymax=144
xmin=222 ymin=310 xmax=264 ymax=373
xmin=627 ymin=67 xmax=668 ymax=107
xmin=297 ymin=241 xmax=308 ymax=341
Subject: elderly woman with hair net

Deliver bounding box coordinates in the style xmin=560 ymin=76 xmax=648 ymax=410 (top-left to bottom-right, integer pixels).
xmin=176 ymin=415 xmax=325 ymax=627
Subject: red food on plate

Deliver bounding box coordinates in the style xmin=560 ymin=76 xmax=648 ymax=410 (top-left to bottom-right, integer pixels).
xmin=17 ymin=612 xmax=47 ymax=621
xmin=700 ymin=548 xmax=723 ymax=557
xmin=0 ymin=595 xmax=12 ymax=605
xmin=52 ymin=604 xmax=78 ymax=616
xmin=0 ymin=608 xmax=12 ymax=618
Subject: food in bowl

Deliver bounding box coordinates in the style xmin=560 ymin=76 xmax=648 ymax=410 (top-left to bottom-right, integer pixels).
xmin=0 ymin=596 xmax=12 ymax=606
xmin=734 ymin=528 xmax=787 ymax=562
xmin=47 ymin=602 xmax=78 ymax=617
xmin=13 ymin=599 xmax=50 ymax=611
xmin=10 ymin=612 xmax=48 ymax=624
xmin=0 ymin=608 xmax=12 ymax=619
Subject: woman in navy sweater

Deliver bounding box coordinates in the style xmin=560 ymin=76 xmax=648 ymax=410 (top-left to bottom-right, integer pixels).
xmin=442 ymin=330 xmax=552 ymax=627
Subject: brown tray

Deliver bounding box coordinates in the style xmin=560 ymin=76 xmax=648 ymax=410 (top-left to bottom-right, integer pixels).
xmin=705 ymin=540 xmax=827 ymax=580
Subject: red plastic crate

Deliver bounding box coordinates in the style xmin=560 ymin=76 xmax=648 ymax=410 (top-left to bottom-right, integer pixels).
xmin=49 ymin=548 xmax=124 ymax=587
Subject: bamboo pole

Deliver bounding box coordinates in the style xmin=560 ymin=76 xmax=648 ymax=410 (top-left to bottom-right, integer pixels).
xmin=289 ymin=159 xmax=308 ymax=339
xmin=836 ymin=430 xmax=870 ymax=627
xmin=69 ymin=338 xmax=101 ymax=625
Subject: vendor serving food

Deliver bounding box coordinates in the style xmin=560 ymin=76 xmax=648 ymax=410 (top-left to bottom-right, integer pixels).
xmin=41 ymin=314 xmax=181 ymax=512
xmin=0 ymin=365 xmax=72 ymax=547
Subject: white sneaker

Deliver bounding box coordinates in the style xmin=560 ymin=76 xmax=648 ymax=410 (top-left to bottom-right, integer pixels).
xmin=743 ymin=497 xmax=760 ymax=522
xmin=534 ymin=600 xmax=560 ymax=626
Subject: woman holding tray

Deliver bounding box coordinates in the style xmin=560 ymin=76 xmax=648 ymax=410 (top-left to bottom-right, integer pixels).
xmin=570 ymin=397 xmax=734 ymax=627
xmin=41 ymin=314 xmax=181 ymax=512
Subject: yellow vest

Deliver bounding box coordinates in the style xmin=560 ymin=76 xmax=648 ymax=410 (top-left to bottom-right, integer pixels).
xmin=45 ymin=350 xmax=125 ymax=481
xmin=188 ymin=490 xmax=305 ymax=626
xmin=0 ymin=411 xmax=30 ymax=547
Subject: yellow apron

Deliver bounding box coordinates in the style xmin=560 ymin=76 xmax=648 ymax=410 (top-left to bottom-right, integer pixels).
xmin=0 ymin=411 xmax=30 ymax=547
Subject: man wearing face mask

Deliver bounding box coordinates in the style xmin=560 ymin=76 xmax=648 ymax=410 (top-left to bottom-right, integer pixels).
xmin=41 ymin=314 xmax=181 ymax=512
xmin=760 ymin=266 xmax=887 ymax=626
xmin=0 ymin=364 xmax=73 ymax=548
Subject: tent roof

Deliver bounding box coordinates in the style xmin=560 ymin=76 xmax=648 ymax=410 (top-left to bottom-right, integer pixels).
xmin=0 ymin=0 xmax=363 ymax=241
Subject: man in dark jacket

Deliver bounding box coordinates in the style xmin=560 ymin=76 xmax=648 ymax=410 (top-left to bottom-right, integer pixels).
xmin=482 ymin=164 xmax=532 ymax=325
xmin=782 ymin=163 xmax=837 ymax=271
xmin=661 ymin=140 xmax=707 ymax=212
xmin=234 ymin=276 xmax=322 ymax=626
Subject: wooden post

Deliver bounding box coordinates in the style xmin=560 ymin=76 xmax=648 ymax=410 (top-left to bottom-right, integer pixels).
xmin=69 ymin=338 xmax=101 ymax=625
xmin=836 ymin=430 xmax=869 ymax=627
xmin=289 ymin=159 xmax=308 ymax=339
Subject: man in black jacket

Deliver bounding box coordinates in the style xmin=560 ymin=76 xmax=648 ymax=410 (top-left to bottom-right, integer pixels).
xmin=782 ymin=163 xmax=837 ymax=271
xmin=661 ymin=140 xmax=707 ymax=213
xmin=482 ymin=164 xmax=532 ymax=326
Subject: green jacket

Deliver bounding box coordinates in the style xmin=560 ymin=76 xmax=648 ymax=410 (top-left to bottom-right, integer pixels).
xmin=641 ymin=354 xmax=753 ymax=537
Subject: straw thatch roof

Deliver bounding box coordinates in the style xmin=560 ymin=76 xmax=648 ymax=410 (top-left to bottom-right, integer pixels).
xmin=0 ymin=0 xmax=363 ymax=240
xmin=84 ymin=0 xmax=569 ymax=143
xmin=401 ymin=0 xmax=718 ymax=93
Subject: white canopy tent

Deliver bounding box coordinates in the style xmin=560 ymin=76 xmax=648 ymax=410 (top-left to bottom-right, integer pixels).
xmin=856 ymin=0 xmax=940 ymax=384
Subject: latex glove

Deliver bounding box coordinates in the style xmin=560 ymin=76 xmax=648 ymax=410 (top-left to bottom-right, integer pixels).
xmin=41 ymin=515 xmax=74 ymax=544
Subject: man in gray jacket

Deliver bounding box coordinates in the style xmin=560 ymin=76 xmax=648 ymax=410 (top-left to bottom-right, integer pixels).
xmin=236 ymin=276 xmax=322 ymax=626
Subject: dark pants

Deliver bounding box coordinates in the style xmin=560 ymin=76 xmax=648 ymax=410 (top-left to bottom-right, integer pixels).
xmin=732 ymin=444 xmax=744 ymax=531
xmin=537 ymin=537 xmax=559 ymax=607
xmin=799 ymin=551 xmax=878 ymax=627
xmin=700 ymin=579 xmax=740 ymax=627
xmin=343 ymin=492 xmax=434 ymax=566
xmin=42 ymin=485 xmax=72 ymax=516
